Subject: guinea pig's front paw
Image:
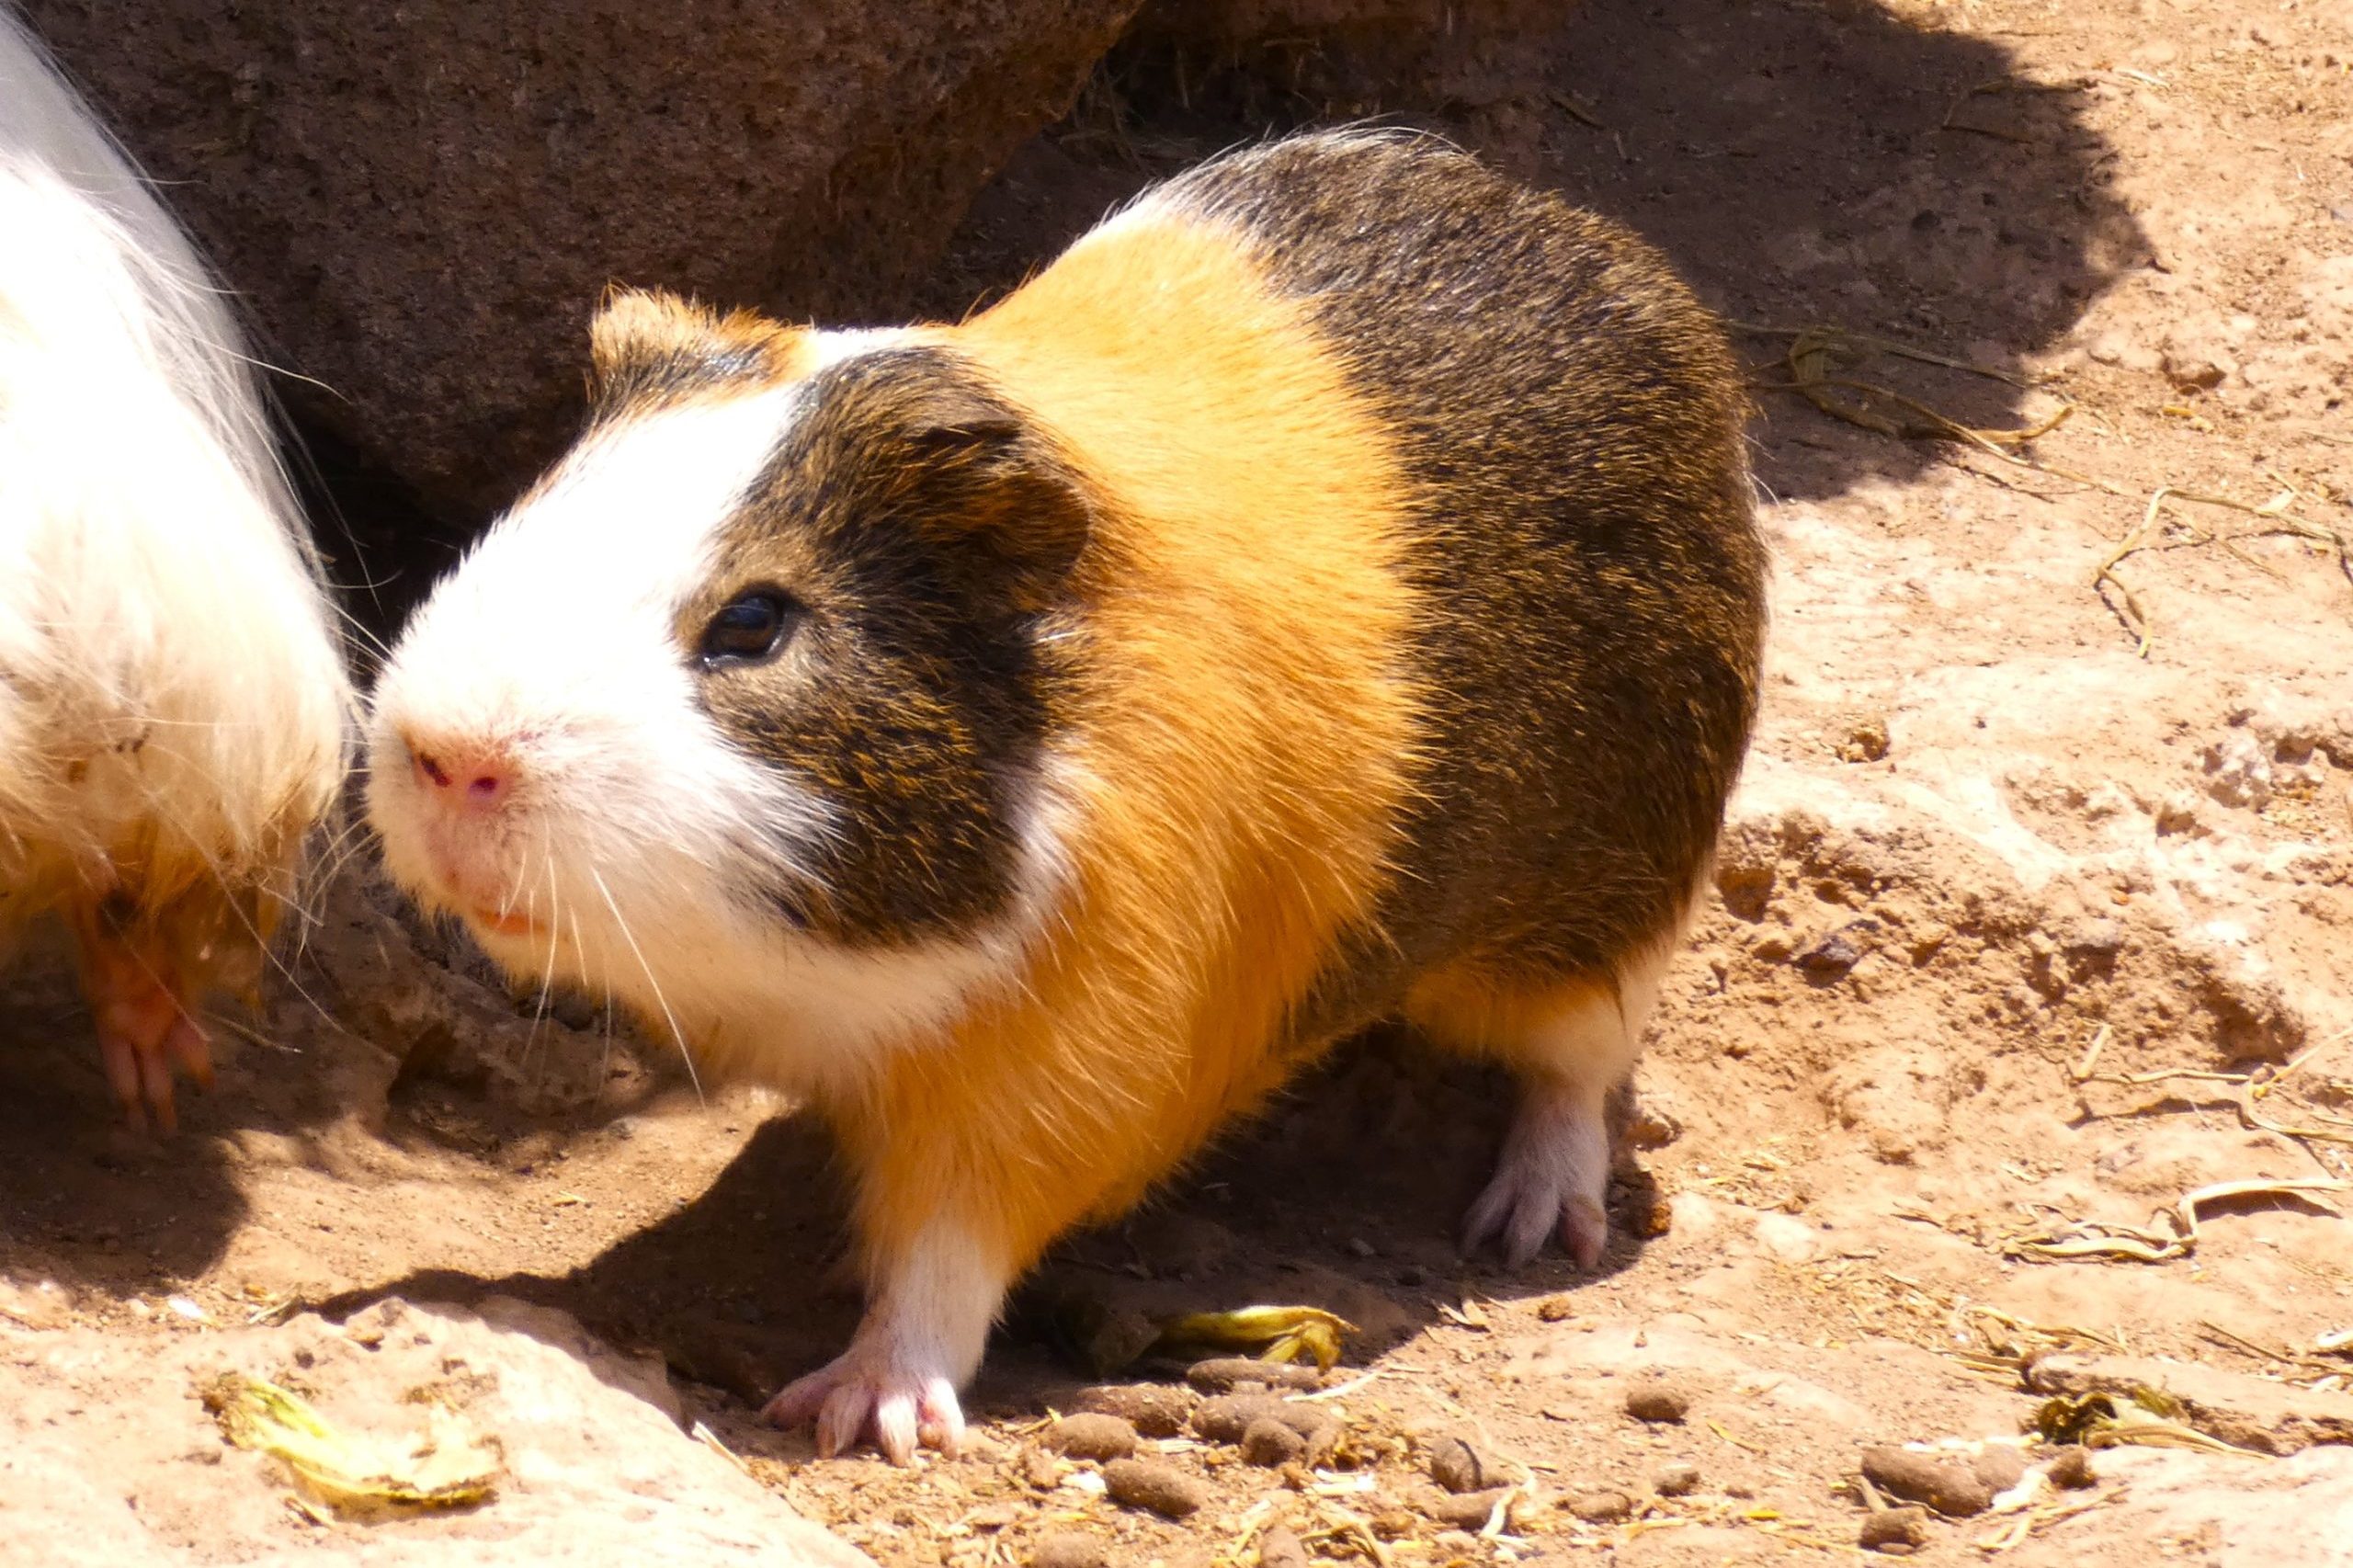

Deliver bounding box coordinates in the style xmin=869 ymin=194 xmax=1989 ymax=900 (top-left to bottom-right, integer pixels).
xmin=69 ymin=921 xmax=212 ymax=1135
xmin=761 ymin=1344 xmax=965 ymax=1465
xmin=1461 ymin=1078 xmax=1611 ymax=1269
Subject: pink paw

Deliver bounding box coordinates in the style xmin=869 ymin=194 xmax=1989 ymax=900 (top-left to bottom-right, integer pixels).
xmin=1461 ymin=1080 xmax=1610 ymax=1268
xmin=761 ymin=1346 xmax=965 ymax=1465
xmin=72 ymin=919 xmax=212 ymax=1135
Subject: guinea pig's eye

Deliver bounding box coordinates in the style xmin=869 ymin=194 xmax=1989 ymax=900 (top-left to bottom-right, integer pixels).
xmin=698 ymin=588 xmax=803 ymax=669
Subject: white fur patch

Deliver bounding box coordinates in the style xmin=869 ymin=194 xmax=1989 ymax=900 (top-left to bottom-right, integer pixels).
xmin=368 ymin=349 xmax=1067 ymax=1097
xmin=0 ymin=13 xmax=347 ymax=923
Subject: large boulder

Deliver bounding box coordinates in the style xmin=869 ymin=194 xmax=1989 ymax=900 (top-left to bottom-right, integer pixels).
xmin=20 ymin=1 xmax=1144 ymax=523
xmin=1120 ymin=0 xmax=1565 ymax=105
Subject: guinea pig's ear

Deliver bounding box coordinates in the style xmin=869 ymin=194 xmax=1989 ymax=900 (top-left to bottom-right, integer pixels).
xmin=896 ymin=388 xmax=1091 ymax=612
xmin=587 ymin=288 xmax=802 ymax=404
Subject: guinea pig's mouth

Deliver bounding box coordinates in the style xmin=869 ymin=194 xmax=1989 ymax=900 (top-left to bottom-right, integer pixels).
xmin=469 ymin=905 xmax=543 ymax=939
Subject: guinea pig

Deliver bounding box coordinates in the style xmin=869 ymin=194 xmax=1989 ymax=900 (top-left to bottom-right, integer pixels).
xmin=0 ymin=11 xmax=350 ymax=1130
xmin=367 ymin=129 xmax=1767 ymax=1463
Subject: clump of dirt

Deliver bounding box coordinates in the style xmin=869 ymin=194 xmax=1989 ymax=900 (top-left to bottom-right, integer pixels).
xmin=7 ymin=1 xmax=2353 ymax=1563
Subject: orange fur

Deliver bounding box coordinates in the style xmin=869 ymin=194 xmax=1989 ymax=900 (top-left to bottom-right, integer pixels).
xmin=1403 ymin=966 xmax=1615 ymax=1062
xmin=823 ymin=209 xmax=1424 ymax=1289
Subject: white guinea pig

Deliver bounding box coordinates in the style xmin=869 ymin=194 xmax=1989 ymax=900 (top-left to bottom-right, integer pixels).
xmin=0 ymin=9 xmax=350 ymax=1129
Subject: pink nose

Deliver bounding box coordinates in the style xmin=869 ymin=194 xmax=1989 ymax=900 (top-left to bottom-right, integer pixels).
xmin=405 ymin=734 xmax=517 ymax=813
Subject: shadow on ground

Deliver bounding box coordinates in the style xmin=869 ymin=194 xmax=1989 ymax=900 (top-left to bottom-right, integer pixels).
xmin=929 ymin=0 xmax=2145 ymax=507
xmin=308 ymin=1028 xmax=1653 ymax=1436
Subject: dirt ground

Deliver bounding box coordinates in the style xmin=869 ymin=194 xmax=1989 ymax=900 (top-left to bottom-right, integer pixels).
xmin=6 ymin=0 xmax=2353 ymax=1563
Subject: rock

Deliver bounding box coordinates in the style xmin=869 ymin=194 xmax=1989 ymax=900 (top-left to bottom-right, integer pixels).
xmin=1754 ymin=1210 xmax=1824 ymax=1264
xmin=1195 ymin=1392 xmax=1290 ymax=1443
xmin=1242 ymin=1416 xmax=1307 ymax=1468
xmin=1029 ymin=1532 xmax=1108 ymax=1568
xmin=1257 ymin=1525 xmax=1310 ymax=1568
xmin=1795 ymin=932 xmax=1863 ymax=978
xmin=2203 ymin=732 xmax=2275 ymax=810
xmin=1123 ymin=0 xmax=1562 ymax=108
xmin=2051 ymin=1444 xmax=2353 ymax=1561
xmin=1427 ymin=1487 xmax=1513 ymax=1528
xmin=1188 ymin=1357 xmax=1324 ymax=1393
xmin=2045 ymin=1447 xmax=2097 ymax=1490
xmin=2025 ymin=1353 xmax=2353 ymax=1456
xmin=1858 ymin=1505 xmax=1933 ymax=1552
xmin=1567 ymin=1488 xmax=1635 ymax=1523
xmin=1972 ymin=1445 xmax=2028 ymax=1494
xmin=0 ymin=1297 xmax=870 ymax=1566
xmin=1127 ymin=1212 xmax=1243 ymax=1278
xmin=1624 ymin=1373 xmax=1692 ymax=1424
xmin=2161 ymin=349 xmax=2229 ymax=392
xmin=1836 ymin=715 xmax=1892 ymax=763
xmin=1427 ymin=1433 xmax=1492 ymax=1494
xmin=1653 ymin=1460 xmax=1702 ymax=1496
xmin=1625 ymin=1102 xmax=1684 ymax=1150
xmin=1047 ymin=1413 xmax=1138 ymax=1462
xmin=1536 ymin=1295 xmax=1581 ymax=1323
xmin=1860 ymin=1448 xmax=1995 ymax=1518
xmin=1104 ymin=1458 xmax=1208 ymax=1519
xmin=18 ymin=0 xmax=1145 ymax=525
xmin=0 ymin=1278 xmax=74 ymax=1331
xmin=1074 ymin=1382 xmax=1197 ymax=1437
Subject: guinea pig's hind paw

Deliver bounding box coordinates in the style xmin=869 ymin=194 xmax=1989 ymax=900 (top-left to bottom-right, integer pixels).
xmin=762 ymin=1354 xmax=965 ymax=1466
xmin=1461 ymin=1083 xmax=1611 ymax=1270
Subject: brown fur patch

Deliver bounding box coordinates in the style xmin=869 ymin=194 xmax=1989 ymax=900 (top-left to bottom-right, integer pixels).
xmin=587 ymin=288 xmax=814 ymax=414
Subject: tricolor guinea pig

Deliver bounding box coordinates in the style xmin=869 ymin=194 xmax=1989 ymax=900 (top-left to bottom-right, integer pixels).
xmin=367 ymin=131 xmax=1767 ymax=1463
xmin=0 ymin=10 xmax=350 ymax=1131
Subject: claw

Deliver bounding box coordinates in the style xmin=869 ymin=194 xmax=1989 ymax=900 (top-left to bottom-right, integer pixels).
xmin=1462 ymin=1076 xmax=1612 ymax=1268
xmin=764 ymin=1349 xmax=966 ymax=1466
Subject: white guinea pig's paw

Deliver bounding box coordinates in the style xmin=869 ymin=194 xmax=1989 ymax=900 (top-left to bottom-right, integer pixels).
xmin=70 ymin=922 xmax=212 ymax=1135
xmin=762 ymin=1342 xmax=966 ymax=1465
xmin=1461 ymin=1078 xmax=1611 ymax=1269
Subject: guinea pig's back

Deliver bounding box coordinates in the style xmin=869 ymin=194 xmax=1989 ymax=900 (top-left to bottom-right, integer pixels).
xmin=1155 ymin=134 xmax=1766 ymax=985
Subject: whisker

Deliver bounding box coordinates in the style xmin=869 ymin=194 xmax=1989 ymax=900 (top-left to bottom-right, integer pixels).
xmin=586 ymin=863 xmax=702 ymax=1108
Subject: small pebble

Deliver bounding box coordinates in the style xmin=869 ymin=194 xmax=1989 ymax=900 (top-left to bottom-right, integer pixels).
xmin=1073 ymin=1382 xmax=1196 ymax=1437
xmin=1104 ymin=1458 xmax=1206 ymax=1519
xmin=1861 ymin=1448 xmax=1994 ymax=1518
xmin=1653 ymin=1460 xmax=1701 ymax=1497
xmin=1257 ymin=1525 xmax=1309 ymax=1568
xmin=1427 ymin=1487 xmax=1512 ymax=1529
xmin=1194 ymin=1392 xmax=1289 ymax=1443
xmin=1858 ymin=1505 xmax=1932 ymax=1553
xmin=1536 ymin=1295 xmax=1578 ymax=1323
xmin=2046 ymin=1446 xmax=2097 ymax=1490
xmin=1047 ymin=1413 xmax=1137 ymax=1462
xmin=1188 ymin=1357 xmax=1324 ymax=1393
xmin=1017 ymin=1447 xmax=1061 ymax=1491
xmin=1370 ymin=1509 xmax=1420 ymax=1540
xmin=1568 ymin=1488 xmax=1634 ymax=1524
xmin=1427 ymin=1433 xmax=1490 ymax=1494
xmin=1029 ymin=1530 xmax=1109 ymax=1568
xmin=1242 ymin=1416 xmax=1307 ymax=1468
xmin=1624 ymin=1373 xmax=1691 ymax=1424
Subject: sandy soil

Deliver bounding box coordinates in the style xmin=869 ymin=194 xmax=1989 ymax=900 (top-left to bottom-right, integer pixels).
xmin=6 ymin=1 xmax=2353 ymax=1563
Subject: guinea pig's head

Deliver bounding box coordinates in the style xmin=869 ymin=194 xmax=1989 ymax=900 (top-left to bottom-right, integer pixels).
xmin=365 ymin=291 xmax=1091 ymax=1061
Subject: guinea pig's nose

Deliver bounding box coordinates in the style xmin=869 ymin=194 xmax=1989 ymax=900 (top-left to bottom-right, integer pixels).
xmin=403 ymin=732 xmax=518 ymax=814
